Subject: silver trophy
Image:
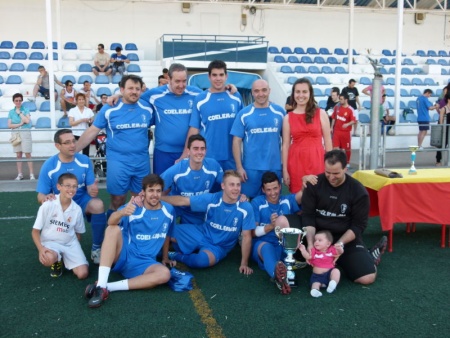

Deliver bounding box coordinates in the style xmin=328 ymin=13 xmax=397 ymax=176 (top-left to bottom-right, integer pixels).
xmin=278 ymin=227 xmax=306 ymax=287
xmin=408 ymin=145 xmax=419 ymax=175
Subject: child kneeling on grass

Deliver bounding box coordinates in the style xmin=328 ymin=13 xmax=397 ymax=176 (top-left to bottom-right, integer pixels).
xmin=31 ymin=173 xmax=88 ymax=279
xmin=299 ymin=230 xmax=342 ymax=298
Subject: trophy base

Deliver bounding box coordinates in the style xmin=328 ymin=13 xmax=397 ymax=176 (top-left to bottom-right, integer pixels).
xmin=408 ymin=170 xmax=417 ymax=175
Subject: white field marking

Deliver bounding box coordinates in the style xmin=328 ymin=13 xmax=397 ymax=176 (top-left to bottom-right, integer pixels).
xmin=0 ymin=216 xmax=35 ymax=220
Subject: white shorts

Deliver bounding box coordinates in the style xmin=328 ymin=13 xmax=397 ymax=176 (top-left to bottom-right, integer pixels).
xmin=41 ymin=240 xmax=88 ymax=270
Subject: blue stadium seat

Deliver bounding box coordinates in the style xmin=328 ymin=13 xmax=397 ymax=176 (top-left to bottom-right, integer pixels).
xmin=127 ymin=53 xmax=139 ymax=61
xmin=380 ymin=68 xmax=388 ymax=75
xmin=15 ymin=41 xmax=29 ymax=49
xmin=64 ymin=42 xmax=78 ymax=49
xmin=407 ymin=100 xmax=417 ymax=110
xmin=0 ymin=63 xmax=8 ymax=71
xmin=280 ymin=65 xmax=293 ymax=74
xmin=125 ymin=43 xmax=138 ymax=50
xmin=78 ymin=75 xmax=94 ymax=84
xmin=319 ymin=47 xmax=331 ymax=55
xmin=359 ymin=77 xmax=371 ymax=85
xmin=22 ymin=101 xmax=37 ymax=112
xmin=78 ymin=63 xmax=92 ymax=72
xmin=380 ymin=58 xmax=391 ymax=65
xmin=385 ymin=88 xmax=394 ymax=96
xmin=27 ymin=63 xmax=40 ymax=72
xmin=325 ymin=88 xmax=332 ymax=96
xmin=316 ymin=76 xmax=329 ymax=85
xmin=127 ymin=64 xmax=141 ymax=72
xmin=95 ymin=75 xmax=110 ymax=84
xmin=388 ymin=67 xmax=395 ymax=74
xmin=112 ymin=74 xmax=122 ymax=84
xmin=29 ymin=52 xmax=44 ymax=60
xmin=10 ymin=63 xmax=25 ymax=72
xmin=400 ymin=89 xmax=409 ymax=97
xmin=304 ymin=76 xmax=315 ymax=84
xmin=342 ymin=57 xmax=354 ymax=64
xmin=362 ymin=101 xmax=371 ymax=110
xmin=358 ymin=113 xmax=371 ymax=123
xmin=268 ymin=46 xmax=280 ymax=54
xmin=97 ymin=87 xmax=112 ymax=97
xmin=294 ymin=47 xmax=305 ymax=54
xmin=45 ymin=52 xmax=58 ymax=60
xmin=313 ymin=88 xmax=323 ymax=96
xmin=399 ymin=101 xmax=406 ymax=110
xmin=401 ymin=78 xmax=411 ymax=86
xmin=424 ymin=78 xmax=436 ymax=86
xmin=0 ymin=41 xmax=13 ymax=49
xmin=321 ymin=66 xmax=333 ymax=74
xmin=403 ymin=58 xmax=415 ymax=65
xmin=287 ymin=56 xmax=300 ymax=63
xmin=12 ymin=52 xmax=27 ymax=60
xmin=31 ymin=41 xmax=45 ymax=49
xmin=427 ymin=50 xmax=438 ymax=57
xmin=274 ymin=55 xmax=286 ymax=63
xmin=287 ymin=76 xmax=297 ymax=85
xmin=313 ymin=56 xmax=326 ymax=64
xmin=413 ymin=67 xmax=423 ymax=75
xmin=432 ymin=113 xmax=440 ymax=122
xmin=438 ymin=50 xmax=448 ymax=57
xmin=0 ymin=117 xmax=9 ymax=128
xmin=61 ymin=75 xmax=76 ymax=84
xmin=39 ymin=101 xmax=51 ymax=112
xmin=438 ymin=59 xmax=448 ymax=66
xmin=57 ymin=116 xmax=71 ymax=128
xmin=426 ymin=59 xmax=437 ymax=65
xmin=436 ymin=89 xmax=443 ymax=97
xmin=442 ymin=69 xmax=448 ymax=75
xmin=281 ymin=47 xmax=293 ymax=54
xmin=411 ymin=78 xmax=423 ymax=86
xmin=406 ymin=113 xmax=418 ymax=123
xmin=6 ymin=75 xmax=22 ymax=84
xmin=401 ymin=68 xmax=413 ymax=75
xmin=0 ymin=51 xmax=11 ymax=59
xmin=346 ymin=49 xmax=358 ymax=55
xmin=294 ymin=65 xmax=306 ymax=73
xmin=300 ymin=56 xmax=313 ymax=63
xmin=386 ymin=77 xmax=395 ymax=85
xmin=334 ymin=48 xmax=345 ymax=55
xmin=382 ymin=49 xmax=393 ymax=56
xmin=308 ymin=66 xmax=320 ymax=74
xmin=416 ymin=50 xmax=426 ymax=57
xmin=35 ymin=117 xmax=51 ymax=129
xmin=410 ymin=88 xmax=422 ymax=97
xmin=306 ymin=47 xmax=318 ymax=55
xmin=0 ymin=76 xmax=3 ymax=84
xmin=326 ymin=56 xmax=338 ymax=64
xmin=318 ymin=100 xmax=327 ymax=109
xmin=335 ymin=66 xmax=346 ymax=74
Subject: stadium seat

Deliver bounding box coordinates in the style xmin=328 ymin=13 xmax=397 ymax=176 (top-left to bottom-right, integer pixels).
xmin=78 ymin=52 xmax=93 ymax=61
xmin=96 ymin=87 xmax=112 ymax=97
xmin=300 ymin=56 xmax=313 ymax=63
xmin=39 ymin=101 xmax=51 ymax=112
xmin=313 ymin=56 xmax=326 ymax=64
xmin=110 ymin=43 xmax=122 ymax=50
xmin=401 ymin=78 xmax=411 ymax=86
xmin=0 ymin=76 xmax=3 ymax=84
xmin=64 ymin=42 xmax=78 ymax=49
xmin=432 ymin=113 xmax=440 ymax=122
xmin=27 ymin=63 xmax=40 ymax=72
xmin=346 ymin=49 xmax=358 ymax=55
xmin=427 ymin=50 xmax=438 ymax=57
xmin=442 ymin=69 xmax=448 ymax=75
xmin=313 ymin=88 xmax=323 ymax=96
xmin=359 ymin=77 xmax=371 ymax=85
xmin=308 ymin=66 xmax=320 ymax=74
xmin=57 ymin=116 xmax=71 ymax=128
xmin=324 ymin=88 xmax=332 ymax=96
xmin=63 ymin=52 xmax=77 ymax=61
xmin=274 ymin=55 xmax=286 ymax=63
xmin=0 ymin=117 xmax=9 ymax=129
xmin=280 ymin=65 xmax=293 ymax=74
xmin=407 ymin=100 xmax=417 ymax=110
xmin=6 ymin=75 xmax=22 ymax=84
xmin=62 ymin=63 xmax=77 ymax=72
xmin=29 ymin=52 xmax=44 ymax=60
xmin=127 ymin=64 xmax=141 ymax=72
xmin=424 ymin=78 xmax=437 ymax=86
xmin=268 ymin=46 xmax=280 ymax=54
xmin=334 ymin=48 xmax=345 ymax=55
xmin=319 ymin=47 xmax=331 ymax=55
xmin=306 ymin=47 xmax=318 ymax=55
xmin=15 ymin=41 xmax=29 ymax=49
xmin=287 ymin=76 xmax=297 ymax=85
xmin=304 ymin=76 xmax=315 ymax=84
xmin=281 ymin=47 xmax=293 ymax=54
xmin=112 ymin=74 xmax=122 ymax=84
xmin=61 ymin=75 xmax=76 ymax=84
xmin=0 ymin=51 xmax=11 ymax=59
xmin=379 ymin=58 xmax=391 ymax=65
xmin=410 ymin=89 xmax=422 ymax=97
xmin=125 ymin=43 xmax=138 ymax=50
xmin=79 ymin=63 xmax=92 ymax=72
xmin=10 ymin=63 xmax=25 ymax=72
xmin=0 ymin=63 xmax=8 ymax=71
xmin=0 ymin=41 xmax=13 ymax=49
xmin=127 ymin=53 xmax=139 ymax=61
xmin=436 ymin=89 xmax=443 ymax=97
xmin=400 ymin=89 xmax=409 ymax=97
xmin=413 ymin=67 xmax=423 ymax=75
xmin=416 ymin=50 xmax=426 ymax=57
xmin=51 ymin=42 xmax=58 ymax=49
xmin=382 ymin=49 xmax=393 ymax=56
xmin=294 ymin=47 xmax=305 ymax=54
xmin=385 ymin=88 xmax=394 ymax=96
xmin=95 ymin=75 xmax=110 ymax=84
xmin=294 ymin=65 xmax=306 ymax=73
xmin=402 ymin=58 xmax=415 ymax=65
xmin=438 ymin=59 xmax=448 ymax=66
xmin=411 ymin=78 xmax=423 ymax=86
xmin=316 ymin=76 xmax=329 ymax=85
xmin=386 ymin=77 xmax=395 ymax=85
xmin=318 ymin=100 xmax=327 ymax=109
xmin=35 ymin=117 xmax=51 ymax=128
xmin=321 ymin=66 xmax=333 ymax=74
xmin=379 ymin=68 xmax=388 ymax=75
xmin=326 ymin=56 xmax=339 ymax=64
xmin=335 ymin=66 xmax=346 ymax=74
xmin=287 ymin=56 xmax=300 ymax=63
xmin=401 ymin=68 xmax=413 ymax=75
xmin=79 ymin=42 xmax=93 ymax=50
xmin=426 ymin=59 xmax=437 ymax=65
xmin=31 ymin=41 xmax=45 ymax=49
xmin=342 ymin=57 xmax=353 ymax=64
xmin=12 ymin=52 xmax=27 ymax=60
xmin=358 ymin=113 xmax=371 ymax=123
xmin=45 ymin=52 xmax=59 ymax=60
xmin=78 ymin=75 xmax=94 ymax=84
xmin=362 ymin=101 xmax=371 ymax=110
xmin=406 ymin=113 xmax=418 ymax=123
xmin=22 ymin=101 xmax=37 ymax=112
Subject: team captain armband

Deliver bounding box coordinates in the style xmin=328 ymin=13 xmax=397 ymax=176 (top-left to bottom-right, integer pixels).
xmin=255 ymin=225 xmax=266 ymax=237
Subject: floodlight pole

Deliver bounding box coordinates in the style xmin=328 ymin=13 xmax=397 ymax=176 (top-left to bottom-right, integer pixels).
xmin=368 ymin=56 xmax=383 ymax=169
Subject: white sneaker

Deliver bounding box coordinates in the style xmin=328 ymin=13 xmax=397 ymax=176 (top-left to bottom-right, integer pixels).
xmin=91 ymin=248 xmax=101 ymax=264
xmin=30 ymin=174 xmax=35 ymax=180
xmin=15 ymin=173 xmax=23 ymax=181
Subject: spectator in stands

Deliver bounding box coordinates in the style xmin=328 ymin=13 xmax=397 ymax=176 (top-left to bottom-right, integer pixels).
xmin=285 ymin=96 xmax=293 ymax=111
xmin=158 ymin=75 xmax=166 ymax=86
xmin=69 ymin=93 xmax=95 ymax=157
xmin=60 ymin=80 xmax=77 ymax=116
xmin=325 ymin=87 xmax=340 ymax=125
xmin=341 ymin=79 xmax=361 ymax=136
xmin=161 ymin=68 xmax=169 ymax=85
xmin=362 ymin=77 xmax=385 ymax=104
xmin=78 ymin=81 xmax=100 ymax=110
xmin=380 ymin=94 xmax=395 ymax=135
xmin=417 ymin=89 xmax=439 ymax=149
xmin=31 ymin=65 xmax=64 ymax=101
xmin=92 ymin=44 xmax=112 ymax=76
xmin=8 ymin=93 xmax=35 ymax=180
xmin=110 ymin=46 xmax=129 ymax=77
xmin=331 ymin=93 xmax=356 ymax=166
xmin=95 ymin=94 xmax=108 ymax=113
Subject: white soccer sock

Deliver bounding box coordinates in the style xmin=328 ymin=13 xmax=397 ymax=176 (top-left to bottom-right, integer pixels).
xmin=107 ymin=280 xmax=129 ymax=292
xmin=327 ymin=280 xmax=337 ymax=293
xmin=311 ymin=289 xmax=322 ymax=298
xmin=97 ymin=266 xmax=111 ymax=288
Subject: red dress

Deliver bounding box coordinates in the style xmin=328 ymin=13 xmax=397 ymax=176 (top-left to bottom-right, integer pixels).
xmin=287 ymin=109 xmax=325 ymax=193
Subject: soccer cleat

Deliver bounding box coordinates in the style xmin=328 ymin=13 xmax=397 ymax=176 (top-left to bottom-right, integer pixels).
xmin=274 ymin=261 xmax=291 ymax=295
xmin=88 ymin=286 xmax=109 ymax=308
xmin=91 ymin=248 xmax=101 ymax=264
xmin=50 ymin=261 xmax=63 ymax=277
xmin=370 ymin=236 xmax=388 ymax=266
xmin=85 ymin=282 xmax=98 ymax=299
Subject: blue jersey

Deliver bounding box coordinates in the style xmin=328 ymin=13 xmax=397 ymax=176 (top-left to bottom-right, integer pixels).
xmin=119 ymin=201 xmax=175 ymax=259
xmin=416 ymin=95 xmax=432 ymax=122
xmin=189 ymin=91 xmax=243 ymax=162
xmin=230 ymin=103 xmax=285 ymax=171
xmin=251 ymin=194 xmax=300 ymax=245
xmin=37 ymin=153 xmax=95 ymax=206
xmin=141 ymin=85 xmax=202 ymax=153
xmin=189 ymin=192 xmax=255 ymax=252
xmin=94 ymin=99 xmax=153 ymax=163
xmin=161 ymin=158 xmax=223 ymax=224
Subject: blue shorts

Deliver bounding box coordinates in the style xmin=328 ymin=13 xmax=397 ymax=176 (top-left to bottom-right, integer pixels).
xmin=172 ymin=223 xmax=228 ymax=263
xmin=418 ymin=121 xmax=430 ymax=131
xmin=75 ymin=193 xmax=93 ymax=215
xmin=241 ymin=169 xmax=282 ymax=199
xmin=251 ymin=240 xmax=284 ymax=272
xmin=153 ymin=148 xmax=182 ymax=175
xmin=107 ymin=159 xmax=150 ymax=195
xmin=112 ymin=237 xmax=161 ymax=279
xmin=310 ymin=270 xmax=333 ymax=287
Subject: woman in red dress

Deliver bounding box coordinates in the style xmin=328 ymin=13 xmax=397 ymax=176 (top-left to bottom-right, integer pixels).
xmin=282 ymin=78 xmax=332 ymax=193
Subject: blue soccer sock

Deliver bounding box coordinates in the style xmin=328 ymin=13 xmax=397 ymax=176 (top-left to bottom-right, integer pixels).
xmin=175 ymin=251 xmax=211 ymax=269
xmin=90 ymin=212 xmax=107 ymax=250
xmin=260 ymin=244 xmax=279 ymax=278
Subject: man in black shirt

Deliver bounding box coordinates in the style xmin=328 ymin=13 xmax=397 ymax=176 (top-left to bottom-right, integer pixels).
xmin=341 ymin=79 xmax=361 ymax=136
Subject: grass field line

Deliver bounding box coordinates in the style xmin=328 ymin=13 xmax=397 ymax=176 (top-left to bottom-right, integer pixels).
xmin=189 ymin=278 xmax=225 ymax=338
xmin=0 ymin=216 xmax=35 ymax=220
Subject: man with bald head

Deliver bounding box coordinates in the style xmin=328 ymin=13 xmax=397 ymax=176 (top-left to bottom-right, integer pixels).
xmin=230 ymin=79 xmax=286 ymax=198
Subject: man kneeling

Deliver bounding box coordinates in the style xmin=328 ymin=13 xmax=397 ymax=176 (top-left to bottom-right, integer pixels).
xmin=84 ymin=174 xmax=175 ymax=308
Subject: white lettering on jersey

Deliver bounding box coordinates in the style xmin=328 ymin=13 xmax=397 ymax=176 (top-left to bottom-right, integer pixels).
xmin=208 ymin=113 xmax=236 ymax=121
